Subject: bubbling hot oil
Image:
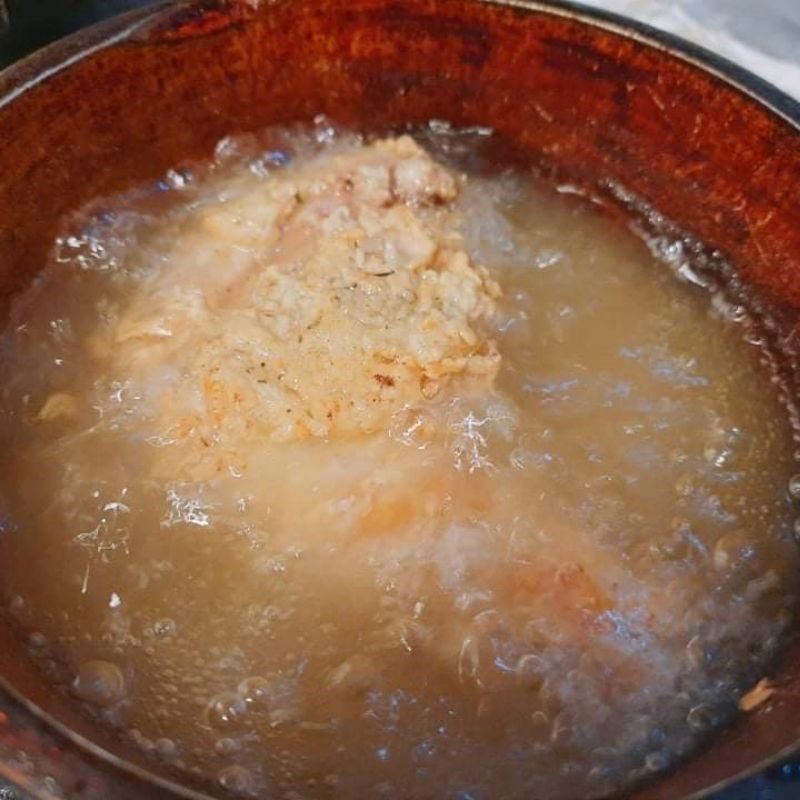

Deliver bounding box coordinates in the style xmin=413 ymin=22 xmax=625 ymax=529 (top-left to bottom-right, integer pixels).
xmin=0 ymin=121 xmax=797 ymax=800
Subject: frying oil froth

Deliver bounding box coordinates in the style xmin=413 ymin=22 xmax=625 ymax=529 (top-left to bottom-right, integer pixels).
xmin=0 ymin=119 xmax=797 ymax=800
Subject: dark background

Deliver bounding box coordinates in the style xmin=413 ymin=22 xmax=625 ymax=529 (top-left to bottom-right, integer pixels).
xmin=0 ymin=0 xmax=156 ymax=68
xmin=0 ymin=2 xmax=798 ymax=799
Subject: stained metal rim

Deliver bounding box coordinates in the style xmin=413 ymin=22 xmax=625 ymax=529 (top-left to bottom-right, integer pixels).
xmin=488 ymin=0 xmax=800 ymax=130
xmin=0 ymin=1 xmax=798 ymax=798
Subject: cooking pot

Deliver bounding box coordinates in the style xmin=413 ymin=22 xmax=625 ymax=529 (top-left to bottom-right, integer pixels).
xmin=0 ymin=1 xmax=799 ymax=797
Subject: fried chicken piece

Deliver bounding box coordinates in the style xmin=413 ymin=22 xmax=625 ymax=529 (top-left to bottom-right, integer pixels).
xmin=93 ymin=137 xmax=500 ymax=480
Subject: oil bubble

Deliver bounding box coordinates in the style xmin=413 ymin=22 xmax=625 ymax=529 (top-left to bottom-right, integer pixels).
xmin=238 ymin=676 xmax=272 ymax=709
xmin=215 ymin=737 xmax=240 ymax=757
xmin=686 ymin=704 xmax=714 ymax=731
xmin=155 ymin=737 xmax=178 ymax=759
xmin=515 ymin=654 xmax=545 ymax=692
xmin=645 ymin=751 xmax=669 ymax=772
xmin=72 ymin=660 xmax=125 ymax=708
xmin=204 ymin=692 xmax=248 ymax=730
xmin=218 ymin=765 xmax=254 ymax=796
xmin=153 ymin=618 xmax=177 ymax=638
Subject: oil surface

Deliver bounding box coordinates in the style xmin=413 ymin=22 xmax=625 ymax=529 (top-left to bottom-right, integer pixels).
xmin=0 ymin=121 xmax=797 ymax=800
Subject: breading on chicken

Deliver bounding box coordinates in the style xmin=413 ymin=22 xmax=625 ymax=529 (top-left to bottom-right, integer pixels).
xmin=89 ymin=137 xmax=500 ymax=480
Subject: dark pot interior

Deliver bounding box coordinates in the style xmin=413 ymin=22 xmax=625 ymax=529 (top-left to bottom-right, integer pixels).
xmin=0 ymin=1 xmax=799 ymax=798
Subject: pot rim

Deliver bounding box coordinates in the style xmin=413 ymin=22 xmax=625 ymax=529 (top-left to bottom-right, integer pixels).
xmin=0 ymin=1 xmax=798 ymax=798
xmin=1 ymin=0 xmax=799 ymax=129
xmin=496 ymin=0 xmax=800 ymax=129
